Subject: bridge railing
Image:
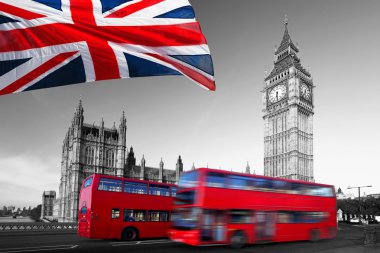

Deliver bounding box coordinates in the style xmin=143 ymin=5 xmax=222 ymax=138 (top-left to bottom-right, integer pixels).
xmin=0 ymin=222 xmax=77 ymax=232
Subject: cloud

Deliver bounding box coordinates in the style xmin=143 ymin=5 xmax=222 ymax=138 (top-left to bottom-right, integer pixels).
xmin=0 ymin=153 xmax=60 ymax=207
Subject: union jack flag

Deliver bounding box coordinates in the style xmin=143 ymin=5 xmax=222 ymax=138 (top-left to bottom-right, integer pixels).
xmin=0 ymin=0 xmax=215 ymax=96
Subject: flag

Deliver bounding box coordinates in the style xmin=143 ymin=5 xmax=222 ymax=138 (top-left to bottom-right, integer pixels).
xmin=0 ymin=0 xmax=215 ymax=96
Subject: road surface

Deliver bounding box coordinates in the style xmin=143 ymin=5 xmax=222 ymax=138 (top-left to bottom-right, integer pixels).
xmin=0 ymin=223 xmax=378 ymax=253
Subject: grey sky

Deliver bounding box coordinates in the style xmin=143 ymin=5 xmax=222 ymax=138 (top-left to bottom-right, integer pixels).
xmin=0 ymin=0 xmax=380 ymax=207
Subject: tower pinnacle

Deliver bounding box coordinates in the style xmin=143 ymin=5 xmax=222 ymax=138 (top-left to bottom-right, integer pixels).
xmin=284 ymin=14 xmax=288 ymax=27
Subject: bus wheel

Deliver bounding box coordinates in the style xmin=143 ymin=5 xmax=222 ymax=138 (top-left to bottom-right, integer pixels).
xmin=310 ymin=229 xmax=320 ymax=242
xmin=122 ymin=227 xmax=138 ymax=241
xmin=230 ymin=231 xmax=246 ymax=249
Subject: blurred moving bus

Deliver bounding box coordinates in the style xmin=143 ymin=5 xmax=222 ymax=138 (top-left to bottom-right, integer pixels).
xmin=169 ymin=168 xmax=336 ymax=248
xmin=78 ymin=174 xmax=176 ymax=240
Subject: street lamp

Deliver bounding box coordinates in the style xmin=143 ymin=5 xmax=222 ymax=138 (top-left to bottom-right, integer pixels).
xmin=347 ymin=185 xmax=372 ymax=223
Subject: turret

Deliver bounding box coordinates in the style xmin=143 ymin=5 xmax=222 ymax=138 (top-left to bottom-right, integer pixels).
xmin=73 ymin=99 xmax=84 ymax=127
xmin=116 ymin=112 xmax=127 ymax=177
xmin=159 ymin=158 xmax=164 ymax=182
xmin=119 ymin=111 xmax=127 ymax=145
xmin=99 ymin=117 xmax=104 ymax=141
xmin=245 ymin=162 xmax=251 ymax=174
xmin=176 ymin=155 xmax=183 ymax=183
xmin=72 ymin=99 xmax=84 ymax=139
xmin=140 ymin=155 xmax=145 ymax=180
xmin=124 ymin=146 xmax=136 ymax=177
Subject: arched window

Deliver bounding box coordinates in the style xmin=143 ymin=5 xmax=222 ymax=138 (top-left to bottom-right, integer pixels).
xmin=105 ymin=149 xmax=114 ymax=167
xmin=85 ymin=147 xmax=95 ymax=165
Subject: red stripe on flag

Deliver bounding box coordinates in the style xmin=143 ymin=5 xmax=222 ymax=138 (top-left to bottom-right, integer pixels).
xmin=87 ymin=41 xmax=120 ymax=80
xmin=69 ymin=0 xmax=96 ymax=25
xmin=0 ymin=3 xmax=46 ymax=20
xmin=100 ymin=22 xmax=207 ymax=46
xmin=146 ymin=53 xmax=215 ymax=91
xmin=0 ymin=22 xmax=206 ymax=52
xmin=105 ymin=0 xmax=165 ymax=18
xmin=0 ymin=51 xmax=78 ymax=96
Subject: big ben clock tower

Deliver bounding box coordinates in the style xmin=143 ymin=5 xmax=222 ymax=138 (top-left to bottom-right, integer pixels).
xmin=263 ymin=17 xmax=314 ymax=182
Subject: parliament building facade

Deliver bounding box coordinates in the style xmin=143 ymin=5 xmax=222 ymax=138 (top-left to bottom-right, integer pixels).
xmin=262 ymin=19 xmax=314 ymax=182
xmin=57 ymin=100 xmax=183 ymax=222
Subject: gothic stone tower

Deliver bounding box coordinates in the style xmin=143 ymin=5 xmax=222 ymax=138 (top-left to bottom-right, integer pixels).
xmin=58 ymin=101 xmax=184 ymax=221
xmin=263 ymin=19 xmax=314 ymax=182
xmin=58 ymin=100 xmax=127 ymax=222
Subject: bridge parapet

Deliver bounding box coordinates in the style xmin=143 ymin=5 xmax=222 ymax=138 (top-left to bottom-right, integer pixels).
xmin=0 ymin=222 xmax=77 ymax=232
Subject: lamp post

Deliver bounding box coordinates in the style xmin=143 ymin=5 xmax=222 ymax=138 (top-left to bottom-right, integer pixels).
xmin=347 ymin=185 xmax=372 ymax=223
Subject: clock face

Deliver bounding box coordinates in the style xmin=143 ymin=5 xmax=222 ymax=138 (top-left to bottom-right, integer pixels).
xmin=300 ymin=84 xmax=311 ymax=100
xmin=268 ymin=84 xmax=287 ymax=103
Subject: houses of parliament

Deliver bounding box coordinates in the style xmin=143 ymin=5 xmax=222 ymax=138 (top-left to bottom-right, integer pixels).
xmin=57 ymin=100 xmax=184 ymax=222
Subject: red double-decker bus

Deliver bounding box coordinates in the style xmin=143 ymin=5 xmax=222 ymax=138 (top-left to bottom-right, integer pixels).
xmin=78 ymin=174 xmax=176 ymax=240
xmin=169 ymin=168 xmax=337 ymax=248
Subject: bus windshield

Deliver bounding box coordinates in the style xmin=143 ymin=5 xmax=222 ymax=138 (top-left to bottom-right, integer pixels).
xmin=178 ymin=171 xmax=199 ymax=188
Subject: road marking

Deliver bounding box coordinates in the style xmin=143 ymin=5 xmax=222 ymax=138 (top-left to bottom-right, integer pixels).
xmin=0 ymin=245 xmax=78 ymax=253
xmin=111 ymin=239 xmax=173 ymax=247
xmin=111 ymin=239 xmax=169 ymax=245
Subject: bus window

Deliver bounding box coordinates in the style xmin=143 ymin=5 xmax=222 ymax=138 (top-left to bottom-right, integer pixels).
xmin=124 ymin=209 xmax=146 ymax=222
xmin=229 ymin=210 xmax=251 ymax=223
xmin=206 ymin=173 xmax=226 ymax=188
xmin=318 ymin=187 xmax=334 ymax=197
xmin=277 ymin=212 xmax=292 ymax=223
xmin=302 ymin=212 xmax=327 ymax=223
xmin=228 ymin=175 xmax=249 ymax=190
xmin=98 ymin=178 xmax=122 ymax=192
xmin=251 ymin=177 xmax=272 ymax=190
xmin=272 ymin=180 xmax=291 ymax=192
xmin=175 ymin=190 xmax=196 ymax=205
xmin=111 ymin=208 xmax=120 ymax=219
xmin=172 ymin=208 xmax=200 ymax=230
xmin=149 ymin=211 xmax=169 ymax=222
xmin=277 ymin=211 xmax=327 ymax=223
xmin=83 ymin=177 xmax=93 ymax=188
xmin=290 ymin=182 xmax=304 ymax=194
xmin=307 ymin=186 xmax=334 ymax=197
xmin=178 ymin=171 xmax=199 ymax=188
xmin=171 ymin=187 xmax=177 ymax=197
xmin=324 ymin=187 xmax=334 ymax=197
xmin=149 ymin=185 xmax=170 ymax=196
xmin=124 ymin=181 xmax=147 ymax=194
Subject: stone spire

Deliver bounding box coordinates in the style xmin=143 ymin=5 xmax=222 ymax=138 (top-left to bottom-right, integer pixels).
xmin=73 ymin=98 xmax=84 ymax=127
xmin=76 ymin=97 xmax=83 ymax=115
xmin=120 ymin=111 xmax=126 ymax=126
xmin=176 ymin=155 xmax=183 ymax=183
xmin=124 ymin=146 xmax=136 ymax=177
xmin=118 ymin=111 xmax=127 ymax=146
xmin=275 ymin=15 xmax=298 ymax=55
xmin=265 ymin=16 xmax=311 ymax=82
xmin=140 ymin=155 xmax=145 ymax=180
xmin=141 ymin=155 xmax=146 ymax=167
xmin=245 ymin=162 xmax=251 ymax=174
xmin=159 ymin=158 xmax=164 ymax=182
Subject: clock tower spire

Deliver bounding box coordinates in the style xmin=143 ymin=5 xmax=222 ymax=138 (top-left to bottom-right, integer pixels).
xmin=262 ymin=17 xmax=314 ymax=182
